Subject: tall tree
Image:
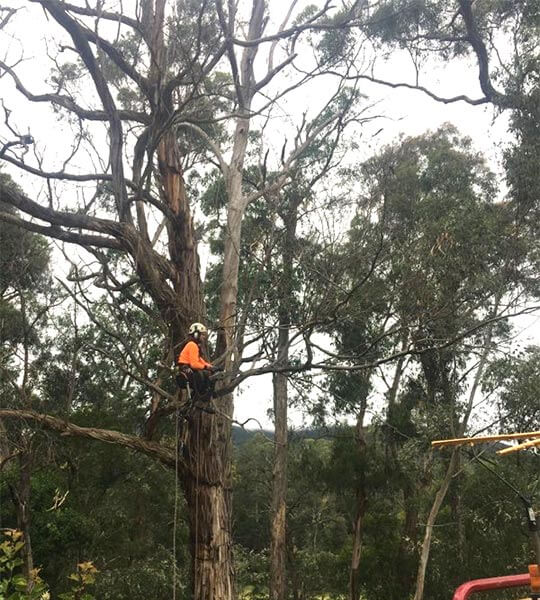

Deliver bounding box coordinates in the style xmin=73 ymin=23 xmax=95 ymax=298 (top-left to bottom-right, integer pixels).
xmin=0 ymin=186 xmax=53 ymax=587
xmin=330 ymin=125 xmax=533 ymax=599
xmin=0 ymin=2 xmax=364 ymax=597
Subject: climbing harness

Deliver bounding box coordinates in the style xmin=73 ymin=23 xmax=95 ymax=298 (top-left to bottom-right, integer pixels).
xmin=176 ymin=365 xmax=215 ymax=404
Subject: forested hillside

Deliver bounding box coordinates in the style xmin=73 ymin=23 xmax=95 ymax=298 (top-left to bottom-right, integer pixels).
xmin=0 ymin=1 xmax=539 ymax=600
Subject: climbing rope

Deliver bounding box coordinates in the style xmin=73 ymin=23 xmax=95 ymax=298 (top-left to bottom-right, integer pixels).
xmin=172 ymin=406 xmax=180 ymax=600
xmin=194 ymin=402 xmax=202 ymax=591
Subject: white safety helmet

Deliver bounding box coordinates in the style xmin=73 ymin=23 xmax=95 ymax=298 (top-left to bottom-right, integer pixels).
xmin=189 ymin=322 xmax=208 ymax=337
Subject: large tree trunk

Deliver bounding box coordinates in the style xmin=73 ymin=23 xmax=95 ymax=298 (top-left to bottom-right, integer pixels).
xmin=182 ymin=408 xmax=235 ymax=599
xmin=158 ymin=127 xmax=235 ymax=598
xmin=192 ymin=5 xmax=266 ymax=596
xmin=143 ymin=0 xmax=235 ymax=584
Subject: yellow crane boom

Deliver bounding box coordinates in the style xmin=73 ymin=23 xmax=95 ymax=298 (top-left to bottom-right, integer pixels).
xmin=432 ymin=431 xmax=540 ymax=454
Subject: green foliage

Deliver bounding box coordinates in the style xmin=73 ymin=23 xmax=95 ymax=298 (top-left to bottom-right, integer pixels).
xmin=49 ymin=62 xmax=84 ymax=95
xmin=0 ymin=216 xmax=49 ymax=295
xmin=0 ymin=530 xmax=45 ymax=600
xmin=484 ymin=345 xmax=540 ymax=431
xmin=0 ymin=529 xmax=98 ymax=600
xmin=232 ymin=426 xmax=538 ymax=600
xmin=0 ymin=189 xmax=50 ymax=357
xmin=59 ymin=561 xmax=98 ymax=600
xmin=364 ymin=0 xmax=466 ymax=55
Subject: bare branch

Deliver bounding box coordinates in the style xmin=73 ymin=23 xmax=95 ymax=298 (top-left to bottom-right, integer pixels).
xmin=0 ymin=59 xmax=149 ymax=123
xmin=254 ymin=52 xmax=297 ymax=93
xmin=0 ymin=210 xmax=122 ymax=249
xmin=80 ymin=27 xmax=152 ymax=98
xmin=0 ymin=181 xmax=121 ymax=236
xmin=1 ymin=153 xmax=114 ymax=183
xmin=0 ymin=409 xmax=180 ymax=469
xmin=58 ymin=2 xmax=143 ymax=34
xmin=268 ymin=0 xmax=299 ymax=72
xmin=176 ymin=122 xmax=229 ymax=177
xmin=332 ymin=71 xmax=491 ymax=106
xmin=215 ymin=0 xmax=244 ymax=107
xmin=230 ymin=1 xmax=336 ymax=47
xmin=37 ymin=0 xmax=130 ymax=221
xmin=216 ymin=304 xmax=540 ymax=395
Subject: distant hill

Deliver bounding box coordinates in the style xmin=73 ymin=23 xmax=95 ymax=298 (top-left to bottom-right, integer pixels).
xmin=231 ymin=425 xmax=350 ymax=445
xmin=232 ymin=425 xmax=273 ymax=445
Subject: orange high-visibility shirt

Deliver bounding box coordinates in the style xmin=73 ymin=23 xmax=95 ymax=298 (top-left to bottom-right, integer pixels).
xmin=178 ymin=341 xmax=212 ymax=370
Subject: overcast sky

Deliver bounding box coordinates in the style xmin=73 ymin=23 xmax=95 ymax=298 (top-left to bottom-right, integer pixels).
xmin=1 ymin=1 xmax=535 ymax=430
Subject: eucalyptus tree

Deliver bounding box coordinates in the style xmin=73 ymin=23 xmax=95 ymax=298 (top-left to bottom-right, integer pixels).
xmin=229 ymin=129 xmax=361 ymax=600
xmin=0 ymin=1 xmax=368 ymax=597
xmin=202 ymin=121 xmax=361 ymax=598
xmin=354 ymin=1 xmax=539 ymax=112
xmin=0 ymin=186 xmax=54 ymax=586
xmin=329 ymin=125 xmax=533 ymax=599
xmin=356 ymin=1 xmax=540 ymax=236
xmin=484 ymin=346 xmax=540 ymax=433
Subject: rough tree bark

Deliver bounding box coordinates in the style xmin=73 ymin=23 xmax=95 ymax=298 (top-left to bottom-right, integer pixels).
xmin=269 ymin=190 xmax=300 ymax=600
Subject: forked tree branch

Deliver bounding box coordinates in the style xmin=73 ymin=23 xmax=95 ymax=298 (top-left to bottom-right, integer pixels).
xmin=37 ymin=0 xmax=130 ymax=222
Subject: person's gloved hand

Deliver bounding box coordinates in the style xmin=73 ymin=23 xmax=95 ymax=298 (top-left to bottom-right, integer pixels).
xmin=209 ymin=365 xmax=224 ymax=373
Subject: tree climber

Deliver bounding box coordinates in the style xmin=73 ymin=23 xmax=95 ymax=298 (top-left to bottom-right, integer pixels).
xmin=177 ymin=322 xmax=220 ymax=401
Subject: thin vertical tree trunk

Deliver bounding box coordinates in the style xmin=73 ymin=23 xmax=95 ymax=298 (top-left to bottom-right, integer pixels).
xmin=349 ymin=408 xmax=367 ymax=600
xmin=349 ymin=493 xmax=366 ymax=600
xmin=270 ymin=366 xmax=288 ymax=600
xmin=412 ymin=449 xmax=459 ymax=600
xmin=12 ymin=453 xmax=34 ymax=589
xmin=450 ymin=458 xmax=466 ymax=567
xmin=396 ymin=479 xmax=419 ymax=595
xmin=385 ymin=339 xmax=417 ymax=595
xmin=270 ymin=190 xmax=300 ymax=600
xmin=412 ymin=304 xmax=499 ymax=600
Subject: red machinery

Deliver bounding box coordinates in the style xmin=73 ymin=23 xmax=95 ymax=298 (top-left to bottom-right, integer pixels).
xmin=452 ymin=572 xmax=531 ymax=600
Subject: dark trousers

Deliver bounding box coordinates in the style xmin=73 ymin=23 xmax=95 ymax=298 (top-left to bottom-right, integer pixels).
xmin=177 ymin=366 xmax=213 ymax=400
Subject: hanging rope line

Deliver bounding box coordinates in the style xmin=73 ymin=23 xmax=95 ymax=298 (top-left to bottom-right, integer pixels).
xmin=172 ymin=406 xmax=180 ymax=600
xmin=195 ymin=402 xmax=202 ymax=592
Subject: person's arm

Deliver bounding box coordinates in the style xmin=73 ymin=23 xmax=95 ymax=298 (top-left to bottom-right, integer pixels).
xmin=196 ymin=346 xmax=212 ymax=369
